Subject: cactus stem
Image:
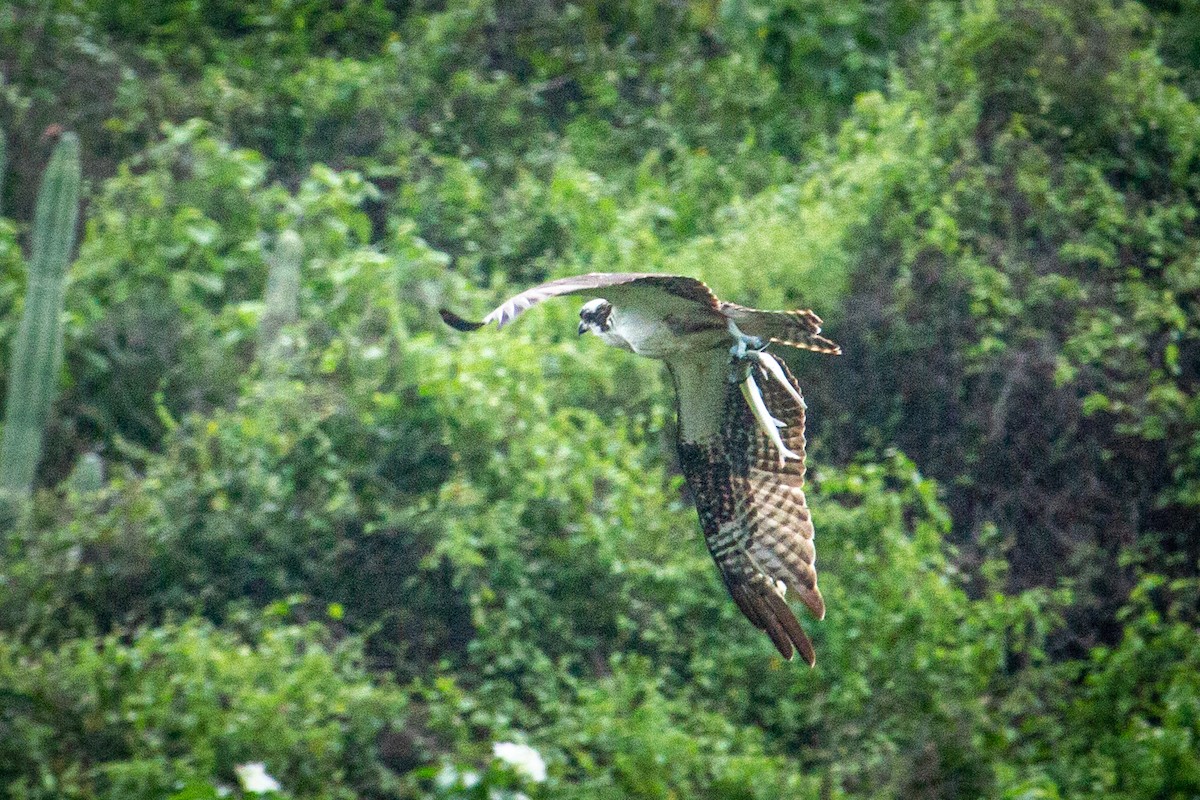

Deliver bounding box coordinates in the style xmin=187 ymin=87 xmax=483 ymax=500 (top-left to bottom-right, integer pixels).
xmin=0 ymin=132 xmax=81 ymax=497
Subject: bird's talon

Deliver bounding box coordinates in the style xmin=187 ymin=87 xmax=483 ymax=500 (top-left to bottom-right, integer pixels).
xmin=727 ymin=322 xmax=801 ymax=464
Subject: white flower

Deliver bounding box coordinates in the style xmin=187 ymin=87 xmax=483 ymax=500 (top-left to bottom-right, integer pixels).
xmin=492 ymin=741 xmax=547 ymax=783
xmin=235 ymin=763 xmax=282 ymax=794
xmin=434 ymin=764 xmax=458 ymax=790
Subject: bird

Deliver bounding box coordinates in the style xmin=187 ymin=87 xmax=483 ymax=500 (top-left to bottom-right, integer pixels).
xmin=440 ymin=272 xmax=841 ymax=665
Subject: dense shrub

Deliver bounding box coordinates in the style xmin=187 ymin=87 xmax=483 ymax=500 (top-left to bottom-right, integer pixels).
xmin=0 ymin=619 xmax=409 ymax=800
xmin=809 ymin=0 xmax=1200 ymax=649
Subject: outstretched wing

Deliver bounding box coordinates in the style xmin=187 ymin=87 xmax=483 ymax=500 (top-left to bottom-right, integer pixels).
xmin=671 ymin=352 xmax=824 ymax=665
xmin=440 ymin=272 xmax=720 ymax=330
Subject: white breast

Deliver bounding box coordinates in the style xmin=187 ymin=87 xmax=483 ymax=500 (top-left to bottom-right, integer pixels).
xmin=604 ymin=306 xmax=666 ymax=355
xmin=604 ymin=305 xmax=727 ymax=360
xmin=669 ymin=353 xmax=728 ymax=443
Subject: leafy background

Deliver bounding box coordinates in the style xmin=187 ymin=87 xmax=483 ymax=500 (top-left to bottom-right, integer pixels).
xmin=1 ymin=0 xmax=1199 ymax=797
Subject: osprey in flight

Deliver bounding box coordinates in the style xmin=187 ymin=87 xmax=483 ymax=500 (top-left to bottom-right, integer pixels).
xmin=441 ymin=273 xmax=841 ymax=665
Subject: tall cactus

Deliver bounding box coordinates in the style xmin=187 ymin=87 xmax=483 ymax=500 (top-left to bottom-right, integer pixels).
xmin=0 ymin=125 xmax=7 ymax=216
xmin=0 ymin=132 xmax=81 ymax=497
xmin=257 ymin=229 xmax=303 ymax=365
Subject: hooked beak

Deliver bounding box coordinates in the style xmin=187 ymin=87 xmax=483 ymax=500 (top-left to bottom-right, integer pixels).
xmin=578 ymin=321 xmax=588 ymax=336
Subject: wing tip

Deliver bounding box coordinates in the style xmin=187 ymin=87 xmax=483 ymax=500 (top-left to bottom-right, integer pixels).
xmin=439 ymin=308 xmax=486 ymax=332
xmin=765 ymin=589 xmax=817 ymax=668
xmin=789 ymin=640 xmax=816 ymax=668
xmin=804 ymin=587 xmax=827 ymax=621
xmin=733 ymin=580 xmax=818 ymax=667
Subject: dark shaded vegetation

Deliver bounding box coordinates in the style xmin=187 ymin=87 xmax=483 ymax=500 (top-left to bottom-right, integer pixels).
xmin=1 ymin=0 xmax=1197 ymax=797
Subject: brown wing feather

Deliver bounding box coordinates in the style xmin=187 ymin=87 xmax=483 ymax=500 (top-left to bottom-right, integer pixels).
xmin=721 ymin=303 xmax=842 ymax=355
xmin=439 ymin=308 xmax=485 ymax=331
xmin=724 ymin=356 xmax=825 ymax=620
xmin=440 ymin=272 xmax=719 ymax=330
xmin=673 ymin=353 xmax=823 ymax=665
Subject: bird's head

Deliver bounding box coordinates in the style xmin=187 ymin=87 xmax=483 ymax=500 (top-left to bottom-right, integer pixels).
xmin=578 ymin=298 xmax=614 ymax=336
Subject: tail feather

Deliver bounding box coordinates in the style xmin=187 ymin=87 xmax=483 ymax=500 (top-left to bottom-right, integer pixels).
xmin=720 ymin=303 xmax=842 ymax=355
xmin=769 ymin=334 xmax=842 ymax=355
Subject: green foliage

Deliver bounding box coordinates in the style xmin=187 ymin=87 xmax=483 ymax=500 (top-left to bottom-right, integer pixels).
xmin=718 ymin=0 xmax=928 ymax=132
xmin=806 ymin=0 xmax=1200 ymax=640
xmin=86 ymin=0 xmax=397 ymax=71
xmin=59 ymin=121 xmax=277 ymax=453
xmin=995 ymin=575 xmax=1200 ymax=798
xmin=0 ymin=618 xmax=409 ymax=800
xmin=0 ymin=352 xmax=458 ymax=663
xmin=0 ymin=132 xmax=80 ymax=497
xmin=58 ymin=120 xmax=413 ymax=457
